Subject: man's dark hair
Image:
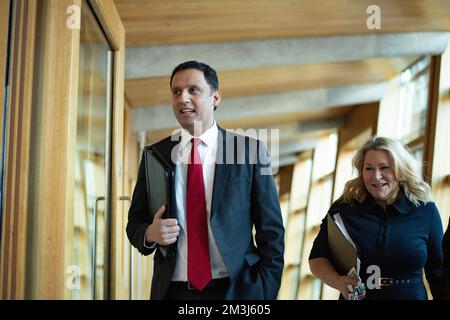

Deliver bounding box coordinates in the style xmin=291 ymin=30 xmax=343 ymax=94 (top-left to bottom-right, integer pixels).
xmin=170 ymin=60 xmax=219 ymax=94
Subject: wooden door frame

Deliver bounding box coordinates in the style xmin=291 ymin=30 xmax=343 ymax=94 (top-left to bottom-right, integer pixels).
xmin=0 ymin=0 xmax=125 ymax=299
xmin=89 ymin=0 xmax=125 ymax=300
xmin=0 ymin=0 xmax=37 ymax=300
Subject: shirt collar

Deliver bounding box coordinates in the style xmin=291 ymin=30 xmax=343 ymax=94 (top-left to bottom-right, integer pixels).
xmin=179 ymin=121 xmax=218 ymax=149
xmin=360 ymin=187 xmax=414 ymax=215
xmin=391 ymin=190 xmax=414 ymax=214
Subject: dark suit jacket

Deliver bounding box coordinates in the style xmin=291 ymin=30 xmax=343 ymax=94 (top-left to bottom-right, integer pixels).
xmin=444 ymin=220 xmax=450 ymax=298
xmin=126 ymin=127 xmax=285 ymax=300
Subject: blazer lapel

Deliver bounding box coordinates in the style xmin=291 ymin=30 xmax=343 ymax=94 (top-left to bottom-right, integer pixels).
xmin=158 ymin=128 xmax=230 ymax=220
xmin=211 ymin=127 xmax=230 ymax=219
xmin=158 ymin=132 xmax=181 ymax=167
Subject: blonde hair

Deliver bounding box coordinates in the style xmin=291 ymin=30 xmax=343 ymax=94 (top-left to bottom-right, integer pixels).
xmin=340 ymin=136 xmax=432 ymax=206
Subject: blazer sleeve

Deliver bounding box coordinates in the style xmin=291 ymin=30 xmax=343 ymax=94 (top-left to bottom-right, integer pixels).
xmin=424 ymin=202 xmax=445 ymax=299
xmin=126 ymin=150 xmax=155 ymax=256
xmin=251 ymin=141 xmax=285 ymax=299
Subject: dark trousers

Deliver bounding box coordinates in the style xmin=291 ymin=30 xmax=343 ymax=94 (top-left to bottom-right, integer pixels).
xmin=164 ymin=278 xmax=230 ymax=300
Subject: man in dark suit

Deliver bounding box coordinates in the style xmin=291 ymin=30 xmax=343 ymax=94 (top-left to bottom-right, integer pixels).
xmin=126 ymin=61 xmax=285 ymax=300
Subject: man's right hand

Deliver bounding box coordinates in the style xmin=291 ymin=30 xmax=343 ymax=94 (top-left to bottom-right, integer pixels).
xmin=145 ymin=206 xmax=180 ymax=246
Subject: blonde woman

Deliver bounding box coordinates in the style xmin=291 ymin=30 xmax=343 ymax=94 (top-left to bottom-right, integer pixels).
xmin=309 ymin=136 xmax=445 ymax=300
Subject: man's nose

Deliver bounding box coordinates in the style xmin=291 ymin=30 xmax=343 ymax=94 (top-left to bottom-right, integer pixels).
xmin=178 ymin=90 xmax=190 ymax=103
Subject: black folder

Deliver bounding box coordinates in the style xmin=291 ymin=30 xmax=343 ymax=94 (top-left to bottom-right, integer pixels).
xmin=327 ymin=213 xmax=358 ymax=275
xmin=144 ymin=146 xmax=176 ymax=257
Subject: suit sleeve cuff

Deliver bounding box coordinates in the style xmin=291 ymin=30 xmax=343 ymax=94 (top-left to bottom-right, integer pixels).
xmin=143 ymin=235 xmax=156 ymax=249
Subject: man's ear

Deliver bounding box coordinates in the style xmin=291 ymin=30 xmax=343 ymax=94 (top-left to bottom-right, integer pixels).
xmin=212 ymin=90 xmax=221 ymax=111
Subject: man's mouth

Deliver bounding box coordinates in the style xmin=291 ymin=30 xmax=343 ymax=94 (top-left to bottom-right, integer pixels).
xmin=180 ymin=108 xmax=195 ymax=114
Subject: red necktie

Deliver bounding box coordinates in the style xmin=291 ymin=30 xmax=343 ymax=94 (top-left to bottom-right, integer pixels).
xmin=187 ymin=138 xmax=212 ymax=291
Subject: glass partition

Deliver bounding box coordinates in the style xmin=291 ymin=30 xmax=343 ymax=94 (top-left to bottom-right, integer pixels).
xmin=72 ymin=1 xmax=113 ymax=300
xmin=398 ymin=56 xmax=430 ymax=145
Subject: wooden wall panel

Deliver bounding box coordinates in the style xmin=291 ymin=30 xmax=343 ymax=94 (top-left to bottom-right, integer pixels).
xmin=339 ymin=102 xmax=379 ymax=148
xmin=25 ymin=0 xmax=81 ymax=299
xmin=90 ymin=0 xmax=124 ymax=50
xmin=0 ymin=3 xmax=10 ymax=296
xmin=110 ymin=26 xmax=126 ymax=301
xmin=423 ymin=56 xmax=441 ymax=184
xmin=118 ymin=105 xmax=133 ymax=299
xmin=0 ymin=0 xmax=37 ymax=300
xmin=278 ymin=165 xmax=294 ymax=200
xmin=0 ymin=0 xmax=10 ymax=138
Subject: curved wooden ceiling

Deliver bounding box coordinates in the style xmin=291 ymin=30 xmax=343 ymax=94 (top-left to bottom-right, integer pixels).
xmin=114 ymin=0 xmax=450 ymax=46
xmin=114 ymin=0 xmax=450 ymax=147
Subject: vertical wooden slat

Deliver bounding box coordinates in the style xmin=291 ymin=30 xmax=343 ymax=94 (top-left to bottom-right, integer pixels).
xmin=8 ymin=0 xmax=23 ymax=300
xmin=0 ymin=0 xmax=9 ymax=299
xmin=278 ymin=165 xmax=294 ymax=199
xmin=110 ymin=34 xmax=125 ymax=300
xmin=89 ymin=0 xmax=122 ymax=50
xmin=0 ymin=0 xmax=37 ymax=300
xmin=25 ymin=0 xmax=81 ymax=299
xmin=123 ymin=101 xmax=140 ymax=299
xmin=0 ymin=0 xmax=15 ymax=299
xmin=119 ymin=104 xmax=132 ymax=299
xmin=423 ymin=55 xmax=441 ymax=184
xmin=0 ymin=0 xmax=10 ymax=137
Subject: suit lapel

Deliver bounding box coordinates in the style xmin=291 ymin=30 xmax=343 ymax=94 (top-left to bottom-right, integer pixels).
xmin=157 ymin=128 xmax=230 ymax=220
xmin=211 ymin=127 xmax=230 ymax=219
xmin=158 ymin=132 xmax=181 ymax=167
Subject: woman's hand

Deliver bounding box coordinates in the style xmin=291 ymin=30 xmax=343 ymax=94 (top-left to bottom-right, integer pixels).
xmin=310 ymin=258 xmax=359 ymax=299
xmin=331 ymin=274 xmax=359 ymax=299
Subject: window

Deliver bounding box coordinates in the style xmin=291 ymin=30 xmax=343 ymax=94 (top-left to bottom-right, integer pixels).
xmin=278 ymin=150 xmax=313 ymax=299
xmin=72 ymin=1 xmax=114 ymax=299
xmin=298 ymin=132 xmax=338 ymax=299
xmin=398 ymin=57 xmax=430 ymax=147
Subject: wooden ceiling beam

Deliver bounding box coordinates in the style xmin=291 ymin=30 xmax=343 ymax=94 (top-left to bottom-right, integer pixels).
xmin=126 ymin=58 xmax=416 ymax=108
xmin=125 ymin=33 xmax=447 ymax=79
xmin=132 ymin=82 xmax=385 ymax=133
xmin=114 ymin=0 xmax=450 ymax=46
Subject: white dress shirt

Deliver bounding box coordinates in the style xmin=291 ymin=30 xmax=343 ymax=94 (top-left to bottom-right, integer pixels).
xmin=171 ymin=122 xmax=229 ymax=281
